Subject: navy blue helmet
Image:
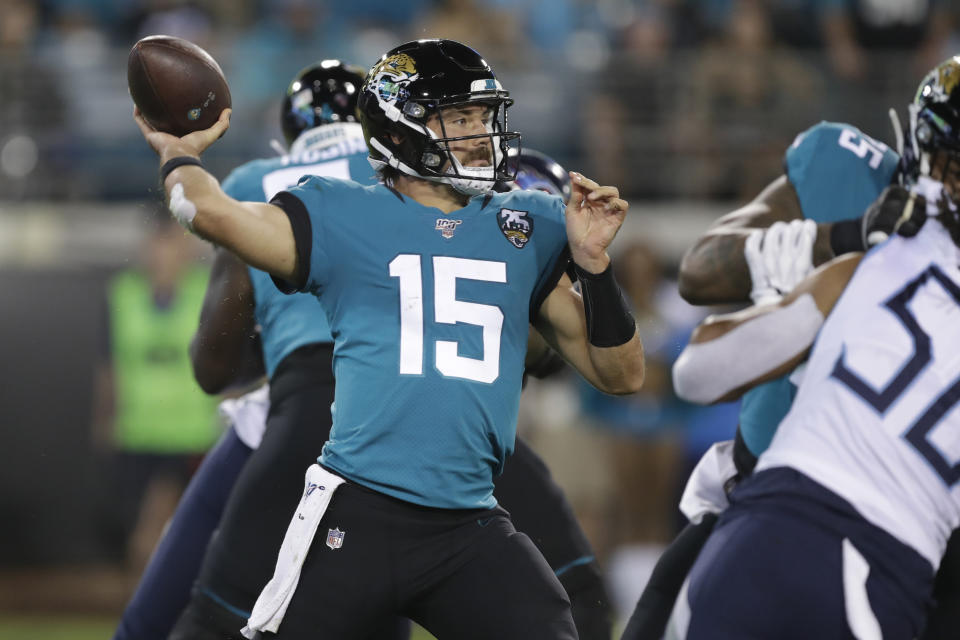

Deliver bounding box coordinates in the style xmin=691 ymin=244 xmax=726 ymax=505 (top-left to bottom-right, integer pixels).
xmin=495 ymin=148 xmax=572 ymax=204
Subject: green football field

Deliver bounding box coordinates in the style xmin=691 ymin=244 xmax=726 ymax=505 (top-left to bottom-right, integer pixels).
xmin=0 ymin=615 xmax=438 ymax=639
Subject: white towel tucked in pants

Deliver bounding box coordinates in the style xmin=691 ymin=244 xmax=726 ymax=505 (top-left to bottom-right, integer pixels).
xmin=241 ymin=463 xmax=346 ymax=638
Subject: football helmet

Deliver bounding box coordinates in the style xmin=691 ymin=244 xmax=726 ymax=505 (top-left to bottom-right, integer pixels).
xmin=496 ymin=148 xmax=572 ymax=203
xmin=281 ymin=60 xmax=365 ymax=147
xmin=357 ymin=39 xmax=520 ymax=195
xmin=904 ymin=56 xmax=960 ymax=183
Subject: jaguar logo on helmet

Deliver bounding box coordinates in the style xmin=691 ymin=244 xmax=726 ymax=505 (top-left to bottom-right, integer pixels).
xmin=937 ymin=59 xmax=960 ymax=98
xmin=368 ymin=53 xmax=419 ymax=105
xmin=905 ymin=55 xmax=960 ymax=181
xmin=498 ymin=208 xmax=534 ymax=249
xmin=373 ymin=53 xmax=417 ymax=77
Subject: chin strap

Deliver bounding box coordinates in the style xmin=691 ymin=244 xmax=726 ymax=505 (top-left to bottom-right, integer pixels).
xmin=368 ymin=136 xmax=497 ymax=195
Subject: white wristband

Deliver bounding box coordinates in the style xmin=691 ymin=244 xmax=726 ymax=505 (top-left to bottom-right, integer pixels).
xmin=168 ymin=182 xmax=197 ymax=231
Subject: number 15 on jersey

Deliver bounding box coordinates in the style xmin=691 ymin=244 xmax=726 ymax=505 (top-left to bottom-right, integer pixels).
xmin=390 ymin=254 xmax=506 ymax=384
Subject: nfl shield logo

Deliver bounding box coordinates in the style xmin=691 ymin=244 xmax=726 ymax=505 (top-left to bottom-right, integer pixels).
xmin=435 ymin=218 xmax=463 ymax=239
xmin=326 ymin=527 xmax=345 ymax=550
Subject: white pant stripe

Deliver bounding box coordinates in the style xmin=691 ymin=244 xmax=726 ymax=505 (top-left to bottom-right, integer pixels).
xmin=842 ymin=538 xmax=882 ymax=640
xmin=663 ymin=577 xmax=691 ymax=640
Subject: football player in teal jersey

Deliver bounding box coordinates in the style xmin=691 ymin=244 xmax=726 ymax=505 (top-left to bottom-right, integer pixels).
xmin=135 ymin=39 xmax=642 ymax=640
xmin=622 ymin=57 xmax=960 ymax=640
xmin=119 ymin=61 xmax=611 ymax=640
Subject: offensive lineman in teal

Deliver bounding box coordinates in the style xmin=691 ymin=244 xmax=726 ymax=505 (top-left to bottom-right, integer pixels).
xmin=217 ymin=112 xmax=371 ymax=378
xmin=135 ymin=39 xmax=643 ymax=639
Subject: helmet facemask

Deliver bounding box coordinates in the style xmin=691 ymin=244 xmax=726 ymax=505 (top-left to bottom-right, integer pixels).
xmin=370 ymin=96 xmax=519 ymax=195
xmin=423 ymin=99 xmax=519 ymax=195
xmin=359 ymin=41 xmax=521 ymax=195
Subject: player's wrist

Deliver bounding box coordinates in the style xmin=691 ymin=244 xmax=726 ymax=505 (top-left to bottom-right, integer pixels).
xmin=159 ymin=143 xmax=202 ymax=165
xmin=573 ymin=261 xmax=637 ymax=348
xmin=570 ymin=252 xmax=610 ymax=275
xmin=160 ymin=155 xmax=204 ymax=183
xmin=828 ymin=218 xmax=866 ymax=256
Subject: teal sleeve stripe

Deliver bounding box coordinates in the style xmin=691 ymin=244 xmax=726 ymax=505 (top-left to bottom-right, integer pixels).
xmin=199 ymin=586 xmax=252 ymax=619
xmin=554 ymin=555 xmax=595 ymax=577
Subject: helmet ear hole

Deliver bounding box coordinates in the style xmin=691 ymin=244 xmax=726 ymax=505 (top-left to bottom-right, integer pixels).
xmin=422 ymin=151 xmax=443 ymax=168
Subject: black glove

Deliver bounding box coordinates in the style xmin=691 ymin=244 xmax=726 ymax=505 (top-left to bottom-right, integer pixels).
xmin=863 ymin=184 xmax=927 ymax=244
xmin=831 ymin=185 xmax=927 ymax=255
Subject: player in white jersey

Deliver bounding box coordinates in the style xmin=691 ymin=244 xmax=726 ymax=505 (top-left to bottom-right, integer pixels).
xmin=664 ymin=62 xmax=960 ymax=639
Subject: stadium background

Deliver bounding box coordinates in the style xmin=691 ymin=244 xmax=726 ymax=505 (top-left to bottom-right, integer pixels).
xmin=0 ymin=0 xmax=954 ymax=637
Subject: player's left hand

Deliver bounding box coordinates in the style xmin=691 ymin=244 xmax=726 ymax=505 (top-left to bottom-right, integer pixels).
xmin=134 ymin=106 xmax=232 ymax=163
xmin=565 ymin=172 xmax=629 ymax=273
xmin=744 ymin=219 xmax=816 ymax=305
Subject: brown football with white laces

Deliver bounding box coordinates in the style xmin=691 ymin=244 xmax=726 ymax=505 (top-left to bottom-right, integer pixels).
xmin=128 ymin=35 xmax=231 ymax=137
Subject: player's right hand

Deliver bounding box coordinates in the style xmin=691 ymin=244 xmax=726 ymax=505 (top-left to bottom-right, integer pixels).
xmin=565 ymin=172 xmax=629 ymax=274
xmin=862 ymin=185 xmax=927 ymax=246
xmin=134 ymin=106 xmax=231 ymax=162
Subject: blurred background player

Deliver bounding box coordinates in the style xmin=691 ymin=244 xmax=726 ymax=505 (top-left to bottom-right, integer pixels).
xmin=623 ymin=56 xmax=960 ymax=640
xmin=115 ymin=60 xmax=612 ymax=640
xmin=93 ymin=212 xmax=218 ymax=581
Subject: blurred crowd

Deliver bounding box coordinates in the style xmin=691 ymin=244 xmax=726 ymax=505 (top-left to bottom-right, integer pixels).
xmin=1 ymin=0 xmax=958 ymax=201
xmin=2 ymin=0 xmax=960 ymax=625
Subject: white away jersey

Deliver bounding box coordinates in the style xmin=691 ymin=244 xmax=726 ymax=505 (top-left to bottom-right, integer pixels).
xmin=758 ymin=219 xmax=960 ymax=569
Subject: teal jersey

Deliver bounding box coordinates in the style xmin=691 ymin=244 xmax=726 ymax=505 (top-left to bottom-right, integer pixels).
xmin=274 ymin=177 xmax=569 ymax=508
xmin=739 ymin=121 xmax=900 ymax=456
xmin=220 ymin=125 xmax=374 ymax=377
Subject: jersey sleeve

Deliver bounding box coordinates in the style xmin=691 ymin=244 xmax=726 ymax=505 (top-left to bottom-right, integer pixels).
xmin=527 ymin=193 xmax=570 ymax=318
xmin=268 ymin=175 xmax=338 ymax=295
xmin=785 ymin=121 xmax=900 ymax=223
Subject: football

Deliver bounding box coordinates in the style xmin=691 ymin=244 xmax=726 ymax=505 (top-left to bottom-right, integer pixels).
xmin=127 ymin=35 xmax=231 ymax=137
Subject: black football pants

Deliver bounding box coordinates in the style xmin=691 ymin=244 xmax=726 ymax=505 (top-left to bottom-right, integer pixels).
xmin=255 ymin=481 xmax=577 ymax=640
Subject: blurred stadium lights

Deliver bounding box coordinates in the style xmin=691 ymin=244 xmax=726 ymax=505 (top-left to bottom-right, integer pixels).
xmin=0 ymin=135 xmax=38 ymax=179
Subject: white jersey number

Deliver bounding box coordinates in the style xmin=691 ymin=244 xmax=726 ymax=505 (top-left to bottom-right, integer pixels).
xmin=837 ymin=129 xmax=889 ymax=170
xmin=261 ymin=158 xmax=351 ymax=200
xmin=389 ymin=254 xmax=506 ymax=384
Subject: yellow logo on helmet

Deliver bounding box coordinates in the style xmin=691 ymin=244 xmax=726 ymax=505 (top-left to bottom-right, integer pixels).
xmin=938 ymin=59 xmax=960 ymax=96
xmin=372 ymin=53 xmax=416 ymax=79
